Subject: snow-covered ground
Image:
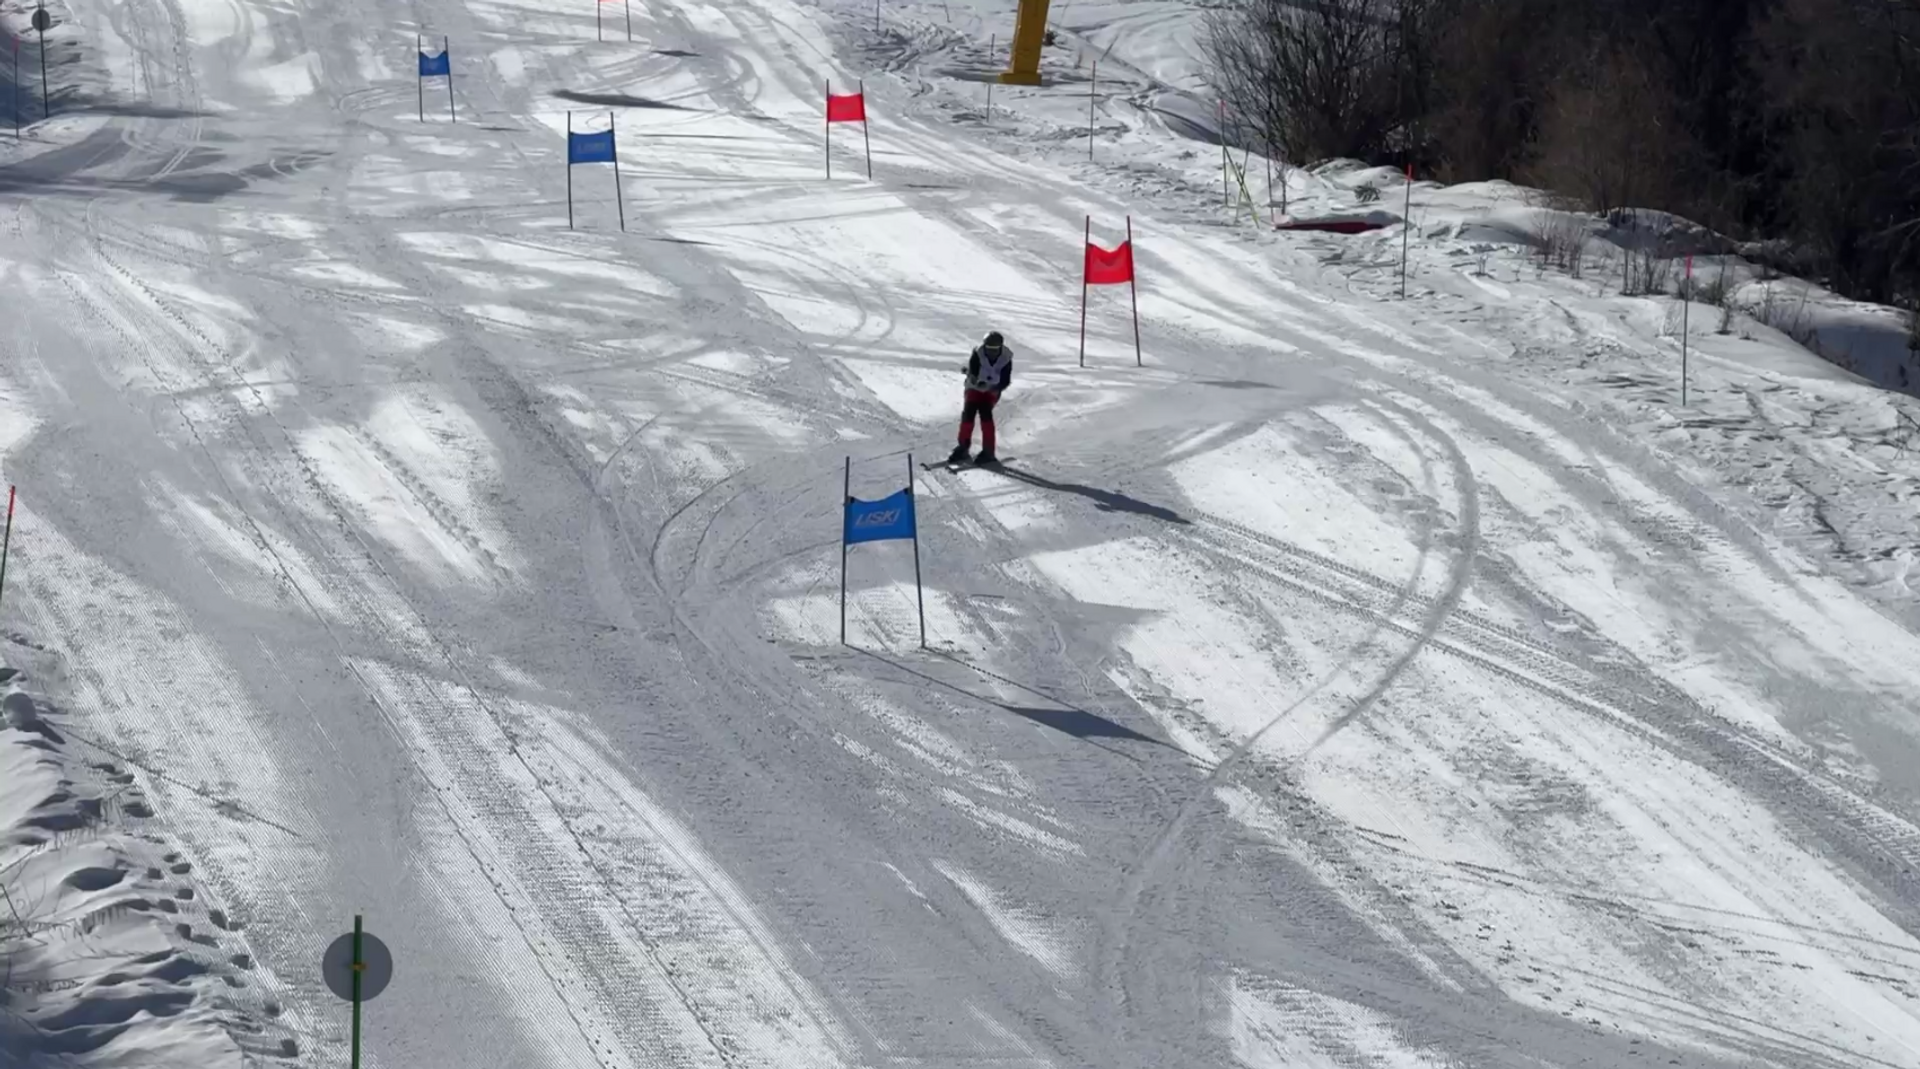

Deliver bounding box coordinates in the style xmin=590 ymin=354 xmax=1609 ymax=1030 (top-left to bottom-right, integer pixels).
xmin=5 ymin=0 xmax=1920 ymax=1065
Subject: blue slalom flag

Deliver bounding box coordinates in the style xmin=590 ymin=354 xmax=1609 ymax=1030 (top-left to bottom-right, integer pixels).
xmin=568 ymin=128 xmax=616 ymax=165
xmin=418 ymin=50 xmax=450 ymax=77
xmin=844 ymin=488 xmax=916 ymax=545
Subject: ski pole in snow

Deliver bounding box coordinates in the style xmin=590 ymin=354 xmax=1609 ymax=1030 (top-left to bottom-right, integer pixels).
xmin=627 ymin=0 xmax=633 ymax=42
xmin=908 ymin=452 xmax=925 ymax=648
xmin=1400 ymin=161 xmax=1412 ymax=298
xmin=610 ymin=110 xmax=625 ymax=232
xmin=985 ymin=34 xmax=994 ymax=120
xmin=1218 ymin=100 xmax=1228 ymax=206
xmin=1682 ymin=254 xmax=1692 ymax=405
xmin=0 ymin=486 xmax=15 ymax=615
xmin=840 ymin=457 xmax=850 ymax=644
xmin=1088 ymin=61 xmax=1096 ymax=160
xmin=1127 ymin=216 xmax=1141 ymax=367
xmin=1080 ymin=216 xmax=1090 ymax=367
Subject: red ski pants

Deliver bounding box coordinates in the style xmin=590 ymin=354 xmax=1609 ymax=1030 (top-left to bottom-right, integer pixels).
xmin=958 ymin=389 xmax=1000 ymax=452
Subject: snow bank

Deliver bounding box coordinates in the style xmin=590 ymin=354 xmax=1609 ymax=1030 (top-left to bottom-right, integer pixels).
xmin=1 ymin=636 xmax=283 ymax=1067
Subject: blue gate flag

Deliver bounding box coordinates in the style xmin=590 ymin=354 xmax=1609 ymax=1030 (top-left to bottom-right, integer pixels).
xmin=568 ymin=128 xmax=616 ymax=165
xmin=845 ymin=489 xmax=916 ymax=545
xmin=419 ymin=50 xmax=450 ymax=77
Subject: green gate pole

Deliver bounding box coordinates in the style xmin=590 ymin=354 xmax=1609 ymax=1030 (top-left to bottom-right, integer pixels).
xmin=350 ymin=913 xmax=365 ymax=1069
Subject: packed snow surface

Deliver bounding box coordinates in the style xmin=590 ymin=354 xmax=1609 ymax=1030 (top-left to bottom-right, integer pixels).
xmin=4 ymin=0 xmax=1920 ymax=1064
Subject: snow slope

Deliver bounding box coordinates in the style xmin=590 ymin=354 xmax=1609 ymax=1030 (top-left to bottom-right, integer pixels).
xmin=3 ymin=0 xmax=1920 ymax=1065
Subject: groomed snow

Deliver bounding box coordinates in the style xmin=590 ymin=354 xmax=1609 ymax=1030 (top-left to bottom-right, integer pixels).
xmin=5 ymin=0 xmax=1920 ymax=1064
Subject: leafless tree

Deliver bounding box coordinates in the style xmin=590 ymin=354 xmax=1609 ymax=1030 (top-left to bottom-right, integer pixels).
xmin=1203 ymin=0 xmax=1401 ymax=163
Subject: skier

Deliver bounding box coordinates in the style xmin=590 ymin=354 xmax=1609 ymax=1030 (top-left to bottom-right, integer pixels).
xmin=947 ymin=331 xmax=1012 ymax=466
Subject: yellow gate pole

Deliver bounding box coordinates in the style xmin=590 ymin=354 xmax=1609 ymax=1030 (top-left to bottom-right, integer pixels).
xmin=999 ymin=0 xmax=1049 ymax=85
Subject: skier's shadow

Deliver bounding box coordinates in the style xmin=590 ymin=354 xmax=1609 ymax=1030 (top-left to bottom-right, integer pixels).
xmin=993 ymin=463 xmax=1189 ymax=525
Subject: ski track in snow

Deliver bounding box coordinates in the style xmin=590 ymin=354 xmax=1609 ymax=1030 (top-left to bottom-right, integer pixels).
xmin=4 ymin=0 xmax=1920 ymax=1064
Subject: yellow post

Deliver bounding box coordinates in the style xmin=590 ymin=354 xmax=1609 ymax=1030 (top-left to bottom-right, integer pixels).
xmin=999 ymin=0 xmax=1049 ymax=85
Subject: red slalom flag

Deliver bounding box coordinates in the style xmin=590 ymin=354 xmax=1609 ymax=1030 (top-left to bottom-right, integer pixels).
xmin=826 ymin=91 xmax=866 ymax=123
xmin=1084 ymin=236 xmax=1134 ymax=285
xmin=1080 ymin=216 xmax=1142 ymax=368
xmin=825 ymin=80 xmax=872 ymax=179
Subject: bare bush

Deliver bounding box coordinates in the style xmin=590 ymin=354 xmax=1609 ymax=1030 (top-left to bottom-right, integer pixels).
xmin=1523 ymin=44 xmax=1689 ymax=222
xmin=1532 ymin=202 xmax=1592 ymax=278
xmin=1203 ymin=0 xmax=1419 ymax=165
xmin=1747 ymin=279 xmax=1819 ymax=349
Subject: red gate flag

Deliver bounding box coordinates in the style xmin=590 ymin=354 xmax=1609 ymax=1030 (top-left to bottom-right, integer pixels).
xmin=1084 ymin=236 xmax=1133 ymax=285
xmin=825 ymin=79 xmax=872 ymax=179
xmin=827 ymin=91 xmax=866 ymax=122
xmin=1080 ymin=216 xmax=1142 ymax=368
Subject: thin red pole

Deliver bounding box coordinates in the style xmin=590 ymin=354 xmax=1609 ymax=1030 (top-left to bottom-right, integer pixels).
xmin=1079 ymin=216 xmax=1090 ymax=368
xmin=1127 ymin=216 xmax=1141 ymax=367
xmin=824 ymin=80 xmax=832 ymax=179
xmin=860 ymin=79 xmax=872 ymax=179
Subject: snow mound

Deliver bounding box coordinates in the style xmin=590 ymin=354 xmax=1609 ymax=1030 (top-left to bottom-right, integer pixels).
xmin=1 ymin=637 xmax=289 ymax=1068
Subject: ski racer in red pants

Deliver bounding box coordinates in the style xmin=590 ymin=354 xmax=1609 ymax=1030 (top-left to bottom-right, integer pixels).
xmin=948 ymin=331 xmax=1013 ymax=465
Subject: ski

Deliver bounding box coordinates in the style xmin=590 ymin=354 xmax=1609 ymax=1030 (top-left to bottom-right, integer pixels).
xmin=922 ymin=456 xmax=1011 ymax=472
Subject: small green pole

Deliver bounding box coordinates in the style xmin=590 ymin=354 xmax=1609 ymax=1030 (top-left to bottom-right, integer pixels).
xmin=0 ymin=486 xmax=16 ymax=613
xmin=350 ymin=913 xmax=364 ymax=1069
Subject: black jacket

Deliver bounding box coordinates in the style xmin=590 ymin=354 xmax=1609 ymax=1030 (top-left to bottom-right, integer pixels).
xmin=964 ymin=343 xmax=1013 ymax=393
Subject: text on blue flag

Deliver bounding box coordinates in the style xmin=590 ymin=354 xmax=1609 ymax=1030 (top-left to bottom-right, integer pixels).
xmin=844 ymin=489 xmax=916 ymax=545
xmin=568 ymin=129 xmax=616 ymax=165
